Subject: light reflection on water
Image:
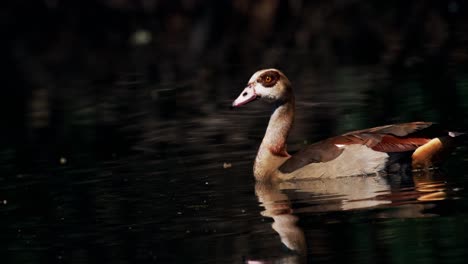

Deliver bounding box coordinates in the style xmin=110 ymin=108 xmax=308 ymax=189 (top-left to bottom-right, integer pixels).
xmin=1 ymin=85 xmax=468 ymax=263
xmin=2 ymin=125 xmax=468 ymax=264
xmin=250 ymin=168 xmax=467 ymax=263
xmin=3 ymin=0 xmax=468 ymax=261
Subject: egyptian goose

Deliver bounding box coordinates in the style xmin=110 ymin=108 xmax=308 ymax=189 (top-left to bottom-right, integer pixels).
xmin=232 ymin=69 xmax=464 ymax=181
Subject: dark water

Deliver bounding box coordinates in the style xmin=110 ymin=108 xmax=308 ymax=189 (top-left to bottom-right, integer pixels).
xmin=3 ymin=1 xmax=468 ymax=263
xmin=2 ymin=98 xmax=468 ymax=264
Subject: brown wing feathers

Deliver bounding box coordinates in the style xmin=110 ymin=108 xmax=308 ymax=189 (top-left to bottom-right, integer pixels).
xmin=279 ymin=122 xmax=439 ymax=173
xmin=343 ymin=122 xmax=433 ymax=137
xmin=332 ymin=134 xmax=430 ymax=152
xmin=336 ymin=122 xmax=437 ymax=152
xmin=371 ymin=136 xmax=431 ymax=152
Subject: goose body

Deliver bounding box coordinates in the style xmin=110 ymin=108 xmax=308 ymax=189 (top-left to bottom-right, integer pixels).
xmin=232 ymin=69 xmax=463 ymax=181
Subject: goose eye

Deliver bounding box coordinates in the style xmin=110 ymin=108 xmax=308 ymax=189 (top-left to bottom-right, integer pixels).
xmin=259 ymin=71 xmax=279 ymax=87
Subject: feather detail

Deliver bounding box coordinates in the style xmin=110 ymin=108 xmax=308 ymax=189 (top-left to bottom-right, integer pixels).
xmin=412 ymin=138 xmax=443 ymax=168
xmin=343 ymin=122 xmax=433 ymax=137
xmin=371 ymin=136 xmax=431 ymax=152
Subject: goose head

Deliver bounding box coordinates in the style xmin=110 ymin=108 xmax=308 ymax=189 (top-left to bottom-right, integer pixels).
xmin=232 ymin=69 xmax=293 ymax=107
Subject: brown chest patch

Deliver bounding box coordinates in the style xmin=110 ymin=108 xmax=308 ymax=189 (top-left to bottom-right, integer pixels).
xmin=269 ymin=145 xmax=290 ymax=157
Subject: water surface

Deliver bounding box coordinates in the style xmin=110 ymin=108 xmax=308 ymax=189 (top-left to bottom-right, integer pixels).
xmin=2 ymin=99 xmax=468 ymax=264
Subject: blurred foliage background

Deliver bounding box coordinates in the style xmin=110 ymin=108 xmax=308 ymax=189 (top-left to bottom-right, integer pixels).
xmin=1 ymin=0 xmax=468 ymax=167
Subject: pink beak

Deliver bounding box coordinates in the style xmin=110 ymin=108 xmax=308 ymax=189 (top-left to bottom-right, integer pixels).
xmin=232 ymin=85 xmax=258 ymax=107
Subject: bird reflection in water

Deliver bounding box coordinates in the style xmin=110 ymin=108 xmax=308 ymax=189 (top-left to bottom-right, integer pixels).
xmin=251 ymin=182 xmax=307 ymax=264
xmin=248 ymin=169 xmax=450 ymax=263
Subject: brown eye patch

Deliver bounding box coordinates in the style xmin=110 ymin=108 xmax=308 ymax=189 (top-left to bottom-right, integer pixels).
xmin=257 ymin=71 xmax=280 ymax=87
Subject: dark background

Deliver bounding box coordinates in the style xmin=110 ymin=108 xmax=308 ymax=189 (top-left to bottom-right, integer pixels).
xmin=1 ymin=1 xmax=468 ymax=263
xmin=2 ymin=0 xmax=468 ymax=164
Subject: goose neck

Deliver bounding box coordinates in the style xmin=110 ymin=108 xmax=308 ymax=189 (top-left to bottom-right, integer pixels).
xmin=254 ymin=98 xmax=295 ymax=180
